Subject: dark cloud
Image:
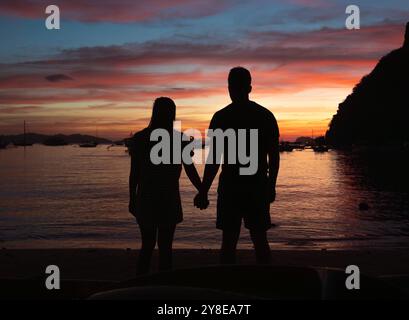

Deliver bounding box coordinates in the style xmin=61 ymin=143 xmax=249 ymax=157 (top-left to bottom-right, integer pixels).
xmin=35 ymin=22 xmax=404 ymax=70
xmin=0 ymin=0 xmax=237 ymax=23
xmin=0 ymin=22 xmax=405 ymax=107
xmin=45 ymin=74 xmax=73 ymax=82
xmin=0 ymin=105 xmax=44 ymax=114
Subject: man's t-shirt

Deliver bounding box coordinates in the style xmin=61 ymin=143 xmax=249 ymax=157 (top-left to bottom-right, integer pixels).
xmin=208 ymin=100 xmax=279 ymax=189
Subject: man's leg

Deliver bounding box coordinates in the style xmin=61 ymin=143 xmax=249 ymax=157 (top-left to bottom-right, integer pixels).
xmin=249 ymin=229 xmax=272 ymax=264
xmin=157 ymin=224 xmax=176 ymax=272
xmin=220 ymin=226 xmax=241 ymax=264
xmin=137 ymin=223 xmax=157 ymax=275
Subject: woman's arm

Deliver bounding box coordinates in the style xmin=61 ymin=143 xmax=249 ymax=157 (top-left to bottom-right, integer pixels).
xmin=183 ymin=162 xmax=202 ymax=191
xmin=129 ymin=153 xmax=140 ymax=214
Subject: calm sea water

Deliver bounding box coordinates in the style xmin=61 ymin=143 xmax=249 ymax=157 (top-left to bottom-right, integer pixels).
xmin=0 ymin=145 xmax=408 ymax=250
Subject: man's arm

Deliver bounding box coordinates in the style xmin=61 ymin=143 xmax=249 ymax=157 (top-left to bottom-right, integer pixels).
xmin=202 ymin=112 xmax=222 ymax=194
xmin=268 ymin=134 xmax=280 ymax=203
xmin=195 ymin=115 xmax=220 ymax=209
xmin=194 ymin=158 xmax=219 ymax=210
xmin=183 ymin=162 xmax=202 ymax=191
xmin=268 ymin=119 xmax=280 ymax=202
xmin=201 ymin=162 xmax=220 ymax=194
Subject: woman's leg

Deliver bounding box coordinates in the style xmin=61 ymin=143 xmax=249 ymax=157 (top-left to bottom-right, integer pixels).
xmin=137 ymin=223 xmax=157 ymax=275
xmin=157 ymin=224 xmax=176 ymax=272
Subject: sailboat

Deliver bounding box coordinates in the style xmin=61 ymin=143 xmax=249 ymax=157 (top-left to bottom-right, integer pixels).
xmin=312 ymin=145 xmax=329 ymax=152
xmin=311 ymin=129 xmax=329 ymax=152
xmin=14 ymin=121 xmax=33 ymax=146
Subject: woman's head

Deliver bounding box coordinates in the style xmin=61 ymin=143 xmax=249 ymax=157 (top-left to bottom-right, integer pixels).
xmin=149 ymin=97 xmax=176 ymax=129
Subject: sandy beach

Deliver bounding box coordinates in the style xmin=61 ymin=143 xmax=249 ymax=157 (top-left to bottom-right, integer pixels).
xmin=1 ymin=249 xmax=409 ymax=280
xmin=1 ymin=249 xmax=409 ymax=299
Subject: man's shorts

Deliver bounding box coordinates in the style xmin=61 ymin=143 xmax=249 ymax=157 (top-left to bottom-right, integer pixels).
xmin=216 ymin=186 xmax=272 ymax=231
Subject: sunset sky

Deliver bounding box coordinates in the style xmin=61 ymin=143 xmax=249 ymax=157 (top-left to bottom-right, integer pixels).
xmin=0 ymin=0 xmax=408 ymax=140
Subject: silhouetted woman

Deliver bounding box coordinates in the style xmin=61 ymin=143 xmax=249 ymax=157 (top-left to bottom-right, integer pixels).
xmin=129 ymin=97 xmax=202 ymax=275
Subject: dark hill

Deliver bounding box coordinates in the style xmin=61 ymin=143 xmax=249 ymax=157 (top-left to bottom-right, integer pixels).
xmin=326 ymin=22 xmax=409 ymax=147
xmin=0 ymin=133 xmax=112 ymax=145
xmin=295 ymin=136 xmax=315 ymax=144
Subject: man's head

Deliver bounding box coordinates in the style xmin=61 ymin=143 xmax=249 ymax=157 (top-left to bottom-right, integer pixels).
xmin=228 ymin=67 xmax=252 ymax=103
xmin=404 ymin=22 xmax=409 ymax=48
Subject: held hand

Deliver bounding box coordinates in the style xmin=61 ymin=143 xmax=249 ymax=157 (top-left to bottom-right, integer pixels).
xmin=194 ymin=192 xmax=209 ymax=210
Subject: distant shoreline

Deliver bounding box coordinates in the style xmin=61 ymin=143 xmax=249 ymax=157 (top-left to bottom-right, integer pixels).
xmin=0 ymin=133 xmax=114 ymax=145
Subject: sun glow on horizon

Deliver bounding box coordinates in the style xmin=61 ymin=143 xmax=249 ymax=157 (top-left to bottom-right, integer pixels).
xmin=0 ymin=1 xmax=407 ymax=141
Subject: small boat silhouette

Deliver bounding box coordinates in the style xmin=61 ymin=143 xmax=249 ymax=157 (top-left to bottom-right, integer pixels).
xmin=279 ymin=142 xmax=294 ymax=152
xmin=79 ymin=141 xmax=98 ymax=148
xmin=14 ymin=121 xmax=33 ymax=146
xmin=313 ymin=145 xmax=329 ymax=152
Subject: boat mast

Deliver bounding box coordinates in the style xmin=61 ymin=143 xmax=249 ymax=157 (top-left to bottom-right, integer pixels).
xmin=24 ymin=120 xmax=26 ymax=147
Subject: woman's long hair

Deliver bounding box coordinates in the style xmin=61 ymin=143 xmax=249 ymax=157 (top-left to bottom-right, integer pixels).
xmin=149 ymin=97 xmax=176 ymax=130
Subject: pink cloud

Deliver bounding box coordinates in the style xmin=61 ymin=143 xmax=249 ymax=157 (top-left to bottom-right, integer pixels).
xmin=0 ymin=0 xmax=234 ymax=22
xmin=1 ymin=22 xmax=403 ymax=94
xmin=0 ymin=21 xmax=406 ymax=139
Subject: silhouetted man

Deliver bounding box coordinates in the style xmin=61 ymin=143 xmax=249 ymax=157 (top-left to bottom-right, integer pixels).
xmin=195 ymin=67 xmax=280 ymax=264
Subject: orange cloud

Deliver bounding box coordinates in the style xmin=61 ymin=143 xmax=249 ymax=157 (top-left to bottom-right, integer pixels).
xmin=1 ymin=22 xmax=405 ymax=140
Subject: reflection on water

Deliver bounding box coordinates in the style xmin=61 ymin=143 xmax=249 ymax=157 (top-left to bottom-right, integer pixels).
xmin=0 ymin=145 xmax=408 ymax=249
